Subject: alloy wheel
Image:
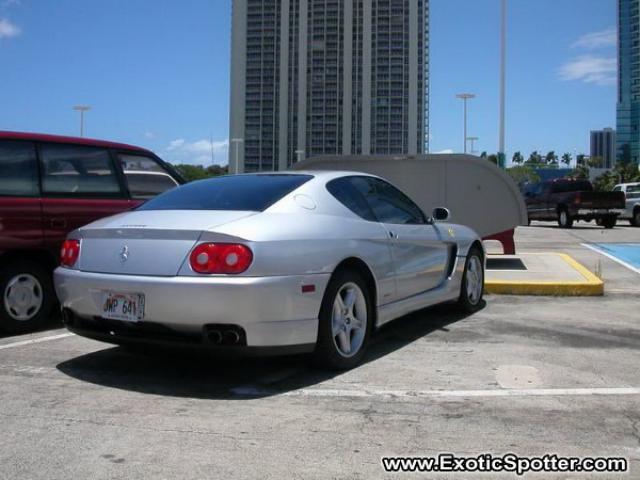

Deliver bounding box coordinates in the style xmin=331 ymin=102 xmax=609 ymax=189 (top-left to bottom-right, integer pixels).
xmin=331 ymin=282 xmax=368 ymax=358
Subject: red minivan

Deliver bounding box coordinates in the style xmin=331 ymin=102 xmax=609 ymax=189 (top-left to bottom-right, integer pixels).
xmin=0 ymin=131 xmax=184 ymax=333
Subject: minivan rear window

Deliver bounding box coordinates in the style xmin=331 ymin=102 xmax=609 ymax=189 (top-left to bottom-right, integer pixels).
xmin=138 ymin=174 xmax=313 ymax=212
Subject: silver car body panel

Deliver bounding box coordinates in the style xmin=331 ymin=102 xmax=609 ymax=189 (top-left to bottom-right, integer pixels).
xmin=55 ymin=171 xmax=482 ymax=348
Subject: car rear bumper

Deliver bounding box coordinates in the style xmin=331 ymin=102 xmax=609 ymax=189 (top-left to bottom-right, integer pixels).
xmin=54 ymin=268 xmax=330 ymax=348
xmin=576 ymin=209 xmax=624 ymax=216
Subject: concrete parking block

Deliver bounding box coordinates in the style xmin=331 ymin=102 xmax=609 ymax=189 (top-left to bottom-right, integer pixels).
xmin=485 ymin=252 xmax=604 ymax=296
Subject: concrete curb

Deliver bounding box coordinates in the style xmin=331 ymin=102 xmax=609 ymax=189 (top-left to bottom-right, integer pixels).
xmin=485 ymin=253 xmax=604 ymax=296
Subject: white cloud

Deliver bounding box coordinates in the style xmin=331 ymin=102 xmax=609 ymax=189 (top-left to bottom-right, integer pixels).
xmin=143 ymin=131 xmax=156 ymax=139
xmin=435 ymin=149 xmax=454 ymax=154
xmin=164 ymin=138 xmax=229 ymax=165
xmin=0 ymin=18 xmax=20 ymax=38
xmin=558 ymin=55 xmax=616 ymax=86
xmin=572 ymin=27 xmax=616 ymax=50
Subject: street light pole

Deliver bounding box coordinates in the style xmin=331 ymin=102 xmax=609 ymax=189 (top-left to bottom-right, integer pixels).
xmin=295 ymin=149 xmax=305 ymax=164
xmin=456 ymin=93 xmax=475 ymax=154
xmin=498 ymin=0 xmax=507 ymax=167
xmin=230 ymin=138 xmax=244 ymax=174
xmin=467 ymin=136 xmax=479 ymax=155
xmin=72 ymin=105 xmax=91 ymax=137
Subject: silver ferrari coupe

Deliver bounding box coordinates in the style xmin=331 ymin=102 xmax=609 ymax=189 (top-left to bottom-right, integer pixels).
xmin=54 ymin=171 xmax=485 ymax=369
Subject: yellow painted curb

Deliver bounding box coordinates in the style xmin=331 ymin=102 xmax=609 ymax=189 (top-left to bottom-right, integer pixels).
xmin=485 ymin=253 xmax=604 ymax=296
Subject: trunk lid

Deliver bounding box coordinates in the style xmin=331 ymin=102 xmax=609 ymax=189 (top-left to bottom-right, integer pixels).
xmin=77 ymin=210 xmax=256 ymax=276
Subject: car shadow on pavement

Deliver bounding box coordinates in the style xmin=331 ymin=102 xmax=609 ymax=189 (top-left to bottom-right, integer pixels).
xmin=56 ymin=302 xmax=483 ymax=400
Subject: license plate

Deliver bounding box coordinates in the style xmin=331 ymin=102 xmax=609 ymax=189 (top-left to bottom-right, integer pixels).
xmin=101 ymin=291 xmax=145 ymax=322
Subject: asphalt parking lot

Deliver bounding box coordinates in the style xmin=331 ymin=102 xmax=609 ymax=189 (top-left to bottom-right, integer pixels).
xmin=1 ymin=222 xmax=639 ymax=479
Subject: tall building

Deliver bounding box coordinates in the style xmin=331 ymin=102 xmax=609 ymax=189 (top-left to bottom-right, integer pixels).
xmin=616 ymin=0 xmax=640 ymax=164
xmin=590 ymin=128 xmax=617 ymax=168
xmin=229 ymin=0 xmax=430 ymax=172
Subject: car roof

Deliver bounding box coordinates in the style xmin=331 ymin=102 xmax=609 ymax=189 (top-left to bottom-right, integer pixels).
xmin=0 ymin=130 xmax=151 ymax=153
xmin=245 ymin=170 xmax=380 ymax=181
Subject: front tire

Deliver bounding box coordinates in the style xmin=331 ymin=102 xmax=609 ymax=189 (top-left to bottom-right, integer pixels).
xmin=0 ymin=262 xmax=55 ymax=334
xmin=457 ymin=247 xmax=484 ymax=313
xmin=314 ymin=270 xmax=372 ymax=370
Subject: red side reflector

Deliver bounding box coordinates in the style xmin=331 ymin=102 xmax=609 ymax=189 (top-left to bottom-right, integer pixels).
xmin=301 ymin=284 xmax=316 ymax=293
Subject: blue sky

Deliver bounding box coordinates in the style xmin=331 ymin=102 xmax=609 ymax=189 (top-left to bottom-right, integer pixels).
xmin=0 ymin=0 xmax=617 ymax=165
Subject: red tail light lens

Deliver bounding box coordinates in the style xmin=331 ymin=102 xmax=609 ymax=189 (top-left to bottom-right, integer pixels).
xmin=60 ymin=239 xmax=80 ymax=268
xmin=189 ymin=243 xmax=253 ymax=274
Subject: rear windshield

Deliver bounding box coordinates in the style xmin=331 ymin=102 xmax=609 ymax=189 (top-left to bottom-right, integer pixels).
xmin=138 ymin=174 xmax=313 ymax=212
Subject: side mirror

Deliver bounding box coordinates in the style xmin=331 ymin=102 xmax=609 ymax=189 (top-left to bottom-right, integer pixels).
xmin=432 ymin=207 xmax=450 ymax=222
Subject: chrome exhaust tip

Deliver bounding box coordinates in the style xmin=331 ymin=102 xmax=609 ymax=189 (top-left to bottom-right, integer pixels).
xmin=223 ymin=330 xmax=241 ymax=345
xmin=207 ymin=329 xmax=223 ymax=344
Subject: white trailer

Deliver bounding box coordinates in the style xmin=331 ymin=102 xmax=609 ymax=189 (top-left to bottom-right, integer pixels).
xmin=293 ymin=154 xmax=527 ymax=253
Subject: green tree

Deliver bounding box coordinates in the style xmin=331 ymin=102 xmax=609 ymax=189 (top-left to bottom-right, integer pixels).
xmin=507 ymin=165 xmax=540 ymax=187
xmin=592 ymin=162 xmax=640 ymax=191
xmin=512 ymin=151 xmax=524 ymax=165
xmin=576 ymin=154 xmax=586 ymax=165
xmin=486 ymin=154 xmax=499 ymax=165
xmin=545 ymin=151 xmax=558 ymax=165
xmin=570 ymin=165 xmax=590 ymax=180
xmin=172 ymin=164 xmax=228 ymax=182
xmin=587 ymin=156 xmax=604 ymax=169
xmin=526 ymin=151 xmax=542 ymax=165
xmin=561 ymin=153 xmax=572 ymax=166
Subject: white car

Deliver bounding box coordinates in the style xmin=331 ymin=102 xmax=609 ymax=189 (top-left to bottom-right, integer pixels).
xmin=613 ymin=182 xmax=640 ymax=226
xmin=54 ymin=171 xmax=485 ymax=369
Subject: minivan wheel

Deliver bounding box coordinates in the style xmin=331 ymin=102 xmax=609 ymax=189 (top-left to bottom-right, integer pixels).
xmin=313 ymin=269 xmax=372 ymax=370
xmin=0 ymin=262 xmax=55 ymax=334
xmin=632 ymin=209 xmax=640 ymax=227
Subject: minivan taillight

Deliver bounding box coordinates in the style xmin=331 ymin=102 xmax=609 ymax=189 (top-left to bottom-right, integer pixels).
xmin=189 ymin=243 xmax=253 ymax=274
xmin=60 ymin=240 xmax=80 ymax=268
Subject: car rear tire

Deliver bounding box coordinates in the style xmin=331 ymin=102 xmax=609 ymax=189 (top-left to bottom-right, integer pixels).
xmin=631 ymin=209 xmax=640 ymax=227
xmin=0 ymin=262 xmax=55 ymax=334
xmin=313 ymin=269 xmax=372 ymax=370
xmin=601 ymin=215 xmax=617 ymax=229
xmin=558 ymin=209 xmax=573 ymax=228
xmin=457 ymin=247 xmax=484 ymax=313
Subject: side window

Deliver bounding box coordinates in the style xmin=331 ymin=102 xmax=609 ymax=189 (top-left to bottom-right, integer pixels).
xmin=326 ymin=177 xmax=377 ymax=221
xmin=353 ymin=177 xmax=426 ymax=225
xmin=118 ymin=154 xmax=178 ymax=200
xmin=40 ymin=144 xmax=121 ymax=196
xmin=613 ymin=186 xmax=622 ymax=192
xmin=0 ymin=140 xmax=39 ymax=197
xmin=627 ymin=185 xmax=640 ymax=199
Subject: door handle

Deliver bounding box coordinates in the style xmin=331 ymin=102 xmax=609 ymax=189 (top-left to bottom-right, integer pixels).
xmin=50 ymin=218 xmax=67 ymax=229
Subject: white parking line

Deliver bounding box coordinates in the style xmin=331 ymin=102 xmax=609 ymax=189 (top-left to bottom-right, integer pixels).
xmin=276 ymin=387 xmax=640 ymax=399
xmin=0 ymin=333 xmax=74 ymax=351
xmin=582 ymin=243 xmax=640 ymax=275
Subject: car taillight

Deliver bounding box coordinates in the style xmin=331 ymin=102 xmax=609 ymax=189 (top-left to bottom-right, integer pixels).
xmin=189 ymin=243 xmax=253 ymax=274
xmin=574 ymin=193 xmax=581 ymax=204
xmin=60 ymin=239 xmax=80 ymax=268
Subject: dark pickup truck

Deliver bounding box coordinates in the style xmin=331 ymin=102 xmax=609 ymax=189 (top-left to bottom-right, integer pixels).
xmin=524 ymin=178 xmax=626 ymax=228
